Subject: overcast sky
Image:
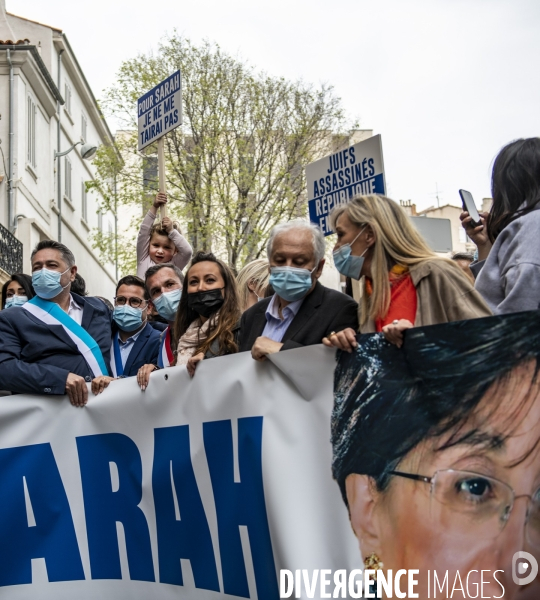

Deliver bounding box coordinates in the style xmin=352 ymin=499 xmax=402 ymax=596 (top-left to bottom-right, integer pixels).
xmin=10 ymin=0 xmax=540 ymax=210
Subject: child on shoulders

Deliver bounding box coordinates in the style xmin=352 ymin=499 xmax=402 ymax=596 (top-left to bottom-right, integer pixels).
xmin=136 ymin=192 xmax=192 ymax=279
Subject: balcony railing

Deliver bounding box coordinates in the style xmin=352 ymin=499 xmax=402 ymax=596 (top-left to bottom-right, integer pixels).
xmin=0 ymin=223 xmax=23 ymax=275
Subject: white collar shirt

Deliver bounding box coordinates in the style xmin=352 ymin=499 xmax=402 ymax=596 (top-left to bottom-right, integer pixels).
xmin=67 ymin=294 xmax=84 ymax=326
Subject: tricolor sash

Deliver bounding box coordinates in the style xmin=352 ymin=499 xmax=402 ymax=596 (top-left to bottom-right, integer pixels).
xmin=23 ymin=296 xmax=109 ymax=377
xmin=110 ymin=333 xmax=124 ymax=377
xmin=158 ymin=326 xmax=174 ymax=368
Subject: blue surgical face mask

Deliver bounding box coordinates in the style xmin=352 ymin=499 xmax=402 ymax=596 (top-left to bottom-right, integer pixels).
xmin=32 ymin=267 xmax=70 ymax=300
xmin=113 ymin=305 xmax=145 ymax=332
xmin=333 ymin=227 xmax=367 ymax=280
xmin=5 ymin=295 xmax=28 ymax=309
xmin=153 ymin=288 xmax=181 ymax=322
xmin=269 ymin=266 xmax=315 ymax=302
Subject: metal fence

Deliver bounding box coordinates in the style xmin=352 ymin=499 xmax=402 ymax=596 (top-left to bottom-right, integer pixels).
xmin=0 ymin=223 xmax=23 ymax=274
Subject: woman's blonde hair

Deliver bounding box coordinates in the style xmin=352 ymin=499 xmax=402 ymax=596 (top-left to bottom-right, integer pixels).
xmin=236 ymin=259 xmax=270 ymax=312
xmin=330 ymin=194 xmax=455 ymax=325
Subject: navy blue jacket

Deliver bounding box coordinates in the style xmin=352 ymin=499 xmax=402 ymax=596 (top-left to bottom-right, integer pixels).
xmin=0 ymin=294 xmax=112 ymax=395
xmin=113 ymin=322 xmax=161 ymax=377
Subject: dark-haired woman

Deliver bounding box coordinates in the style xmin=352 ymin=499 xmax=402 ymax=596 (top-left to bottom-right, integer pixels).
xmin=174 ymin=252 xmax=241 ymax=377
xmin=461 ymin=137 xmax=540 ymax=314
xmin=333 ymin=311 xmax=540 ymax=599
xmin=1 ymin=273 xmax=35 ymax=309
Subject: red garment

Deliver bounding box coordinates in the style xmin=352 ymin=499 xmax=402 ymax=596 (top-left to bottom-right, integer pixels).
xmin=366 ymin=266 xmax=418 ymax=332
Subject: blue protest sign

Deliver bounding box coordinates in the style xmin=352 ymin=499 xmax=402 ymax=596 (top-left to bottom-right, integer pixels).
xmin=306 ymin=134 xmax=386 ymax=235
xmin=137 ymin=71 xmax=182 ymax=151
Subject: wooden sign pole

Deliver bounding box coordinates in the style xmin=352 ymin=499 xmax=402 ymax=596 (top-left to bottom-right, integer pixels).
xmin=157 ymin=137 xmax=167 ymax=218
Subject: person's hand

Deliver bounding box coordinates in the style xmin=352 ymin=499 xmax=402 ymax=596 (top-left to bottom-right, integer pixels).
xmin=382 ymin=319 xmax=413 ymax=348
xmin=161 ymin=216 xmax=173 ymax=234
xmin=322 ymin=328 xmax=358 ymax=353
xmin=251 ymin=337 xmax=283 ymax=362
xmin=186 ymin=352 xmax=204 ymax=377
xmin=460 ymin=211 xmax=492 ymax=259
xmin=65 ymin=373 xmax=88 ymax=407
xmin=153 ymin=192 xmax=167 ymax=209
xmin=137 ymin=364 xmax=158 ymax=391
xmin=91 ymin=376 xmax=115 ymax=395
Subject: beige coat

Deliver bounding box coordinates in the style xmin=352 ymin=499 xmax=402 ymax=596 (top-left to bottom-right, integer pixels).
xmin=359 ymin=259 xmax=492 ymax=333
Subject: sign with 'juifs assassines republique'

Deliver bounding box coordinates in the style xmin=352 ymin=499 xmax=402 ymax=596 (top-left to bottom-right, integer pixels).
xmin=137 ymin=71 xmax=182 ymax=151
xmin=306 ymin=134 xmax=386 ymax=235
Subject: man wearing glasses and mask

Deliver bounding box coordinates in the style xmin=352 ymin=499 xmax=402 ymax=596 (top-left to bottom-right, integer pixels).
xmin=92 ymin=275 xmax=161 ymax=395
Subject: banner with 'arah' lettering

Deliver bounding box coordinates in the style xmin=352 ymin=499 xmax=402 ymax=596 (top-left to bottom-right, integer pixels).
xmin=0 ymin=345 xmax=358 ymax=599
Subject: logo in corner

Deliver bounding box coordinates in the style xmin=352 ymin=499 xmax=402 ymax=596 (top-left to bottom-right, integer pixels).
xmin=512 ymin=551 xmax=538 ymax=586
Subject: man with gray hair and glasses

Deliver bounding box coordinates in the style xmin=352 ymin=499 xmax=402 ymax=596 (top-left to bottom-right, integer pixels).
xmin=0 ymin=240 xmax=112 ymax=406
xmin=239 ymin=219 xmax=358 ymax=361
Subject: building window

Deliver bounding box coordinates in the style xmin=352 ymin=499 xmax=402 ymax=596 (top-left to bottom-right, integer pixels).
xmin=64 ymin=157 xmax=72 ymax=200
xmin=27 ymin=96 xmax=37 ymax=168
xmin=81 ymin=113 xmax=87 ymax=143
xmin=81 ymin=181 xmax=88 ymax=221
xmin=64 ymin=83 xmax=72 ymax=115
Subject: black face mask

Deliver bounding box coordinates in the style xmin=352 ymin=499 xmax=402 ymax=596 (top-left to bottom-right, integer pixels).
xmin=187 ymin=288 xmax=225 ymax=318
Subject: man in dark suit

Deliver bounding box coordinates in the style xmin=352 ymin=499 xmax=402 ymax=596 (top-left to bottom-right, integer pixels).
xmin=239 ymin=220 xmax=358 ymax=360
xmin=0 ymin=240 xmax=112 ymax=405
xmin=92 ymin=275 xmax=161 ymax=395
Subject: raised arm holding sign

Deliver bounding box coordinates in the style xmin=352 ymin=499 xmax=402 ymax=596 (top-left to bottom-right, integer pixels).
xmin=136 ymin=72 xmax=193 ymax=278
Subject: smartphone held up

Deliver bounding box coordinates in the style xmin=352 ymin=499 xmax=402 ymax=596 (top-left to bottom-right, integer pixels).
xmin=459 ymin=189 xmax=481 ymax=227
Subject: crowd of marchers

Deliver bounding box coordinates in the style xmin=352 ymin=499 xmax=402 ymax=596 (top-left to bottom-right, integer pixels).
xmin=0 ymin=137 xmax=538 ymax=404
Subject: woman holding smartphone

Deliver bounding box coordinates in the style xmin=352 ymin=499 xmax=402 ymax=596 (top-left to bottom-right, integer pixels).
xmin=461 ymin=137 xmax=540 ymax=314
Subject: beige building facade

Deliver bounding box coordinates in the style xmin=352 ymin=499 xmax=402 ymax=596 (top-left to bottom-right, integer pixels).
xmin=400 ymin=199 xmax=492 ymax=256
xmin=0 ymin=1 xmax=117 ymax=297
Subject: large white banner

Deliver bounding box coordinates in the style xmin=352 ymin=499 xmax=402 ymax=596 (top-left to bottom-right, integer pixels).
xmin=0 ymin=345 xmax=359 ymax=599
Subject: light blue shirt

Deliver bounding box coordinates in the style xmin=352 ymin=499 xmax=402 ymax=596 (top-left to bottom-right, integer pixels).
xmin=261 ymin=294 xmax=304 ymax=343
xmin=117 ymin=328 xmax=144 ymax=368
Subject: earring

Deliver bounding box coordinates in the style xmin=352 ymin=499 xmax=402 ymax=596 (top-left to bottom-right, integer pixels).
xmin=364 ymin=552 xmax=383 ymax=573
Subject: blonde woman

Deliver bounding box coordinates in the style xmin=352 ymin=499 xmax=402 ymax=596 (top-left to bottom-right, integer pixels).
xmin=323 ymin=194 xmax=491 ymax=350
xmin=236 ymin=259 xmax=270 ymax=313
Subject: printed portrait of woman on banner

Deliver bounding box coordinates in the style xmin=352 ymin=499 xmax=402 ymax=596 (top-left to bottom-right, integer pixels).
xmin=333 ymin=311 xmax=540 ymax=599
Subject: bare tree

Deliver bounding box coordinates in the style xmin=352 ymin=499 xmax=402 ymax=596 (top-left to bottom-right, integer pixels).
xmin=93 ymin=35 xmax=352 ymax=273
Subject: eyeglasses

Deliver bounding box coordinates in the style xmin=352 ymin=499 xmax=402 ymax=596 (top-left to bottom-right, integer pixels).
xmin=391 ymin=469 xmax=540 ymax=548
xmin=114 ymin=295 xmax=147 ymax=309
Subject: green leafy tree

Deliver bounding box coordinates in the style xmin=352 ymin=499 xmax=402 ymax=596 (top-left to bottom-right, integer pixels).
xmin=94 ymin=34 xmax=352 ymax=273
